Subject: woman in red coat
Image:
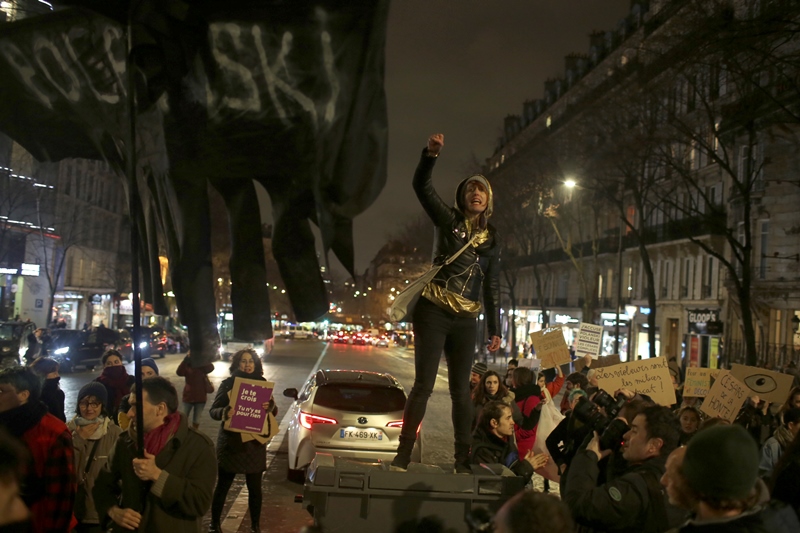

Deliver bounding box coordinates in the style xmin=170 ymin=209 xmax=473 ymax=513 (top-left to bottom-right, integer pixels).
xmin=511 ymin=366 xmax=542 ymax=459
xmin=176 ymin=352 xmax=215 ymax=430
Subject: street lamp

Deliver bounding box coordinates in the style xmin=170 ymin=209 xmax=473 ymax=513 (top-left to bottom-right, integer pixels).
xmin=564 ymin=179 xmax=577 ymax=188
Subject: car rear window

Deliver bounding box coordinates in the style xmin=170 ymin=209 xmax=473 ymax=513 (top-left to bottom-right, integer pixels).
xmin=313 ymin=384 xmax=405 ymax=413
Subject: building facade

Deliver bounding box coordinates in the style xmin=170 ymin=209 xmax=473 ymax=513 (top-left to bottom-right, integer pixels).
xmin=484 ymin=0 xmax=800 ymax=367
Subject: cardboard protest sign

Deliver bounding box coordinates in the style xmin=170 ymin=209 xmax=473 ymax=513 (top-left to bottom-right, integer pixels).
xmin=595 ymin=356 xmax=676 ymax=406
xmin=518 ymin=358 xmax=542 ymax=372
xmin=729 ymin=364 xmax=795 ymax=405
xmin=700 ymin=370 xmax=748 ymax=422
xmin=683 ymin=367 xmax=719 ymax=398
xmin=574 ymin=353 xmax=621 ymax=373
xmin=530 ymin=328 xmax=571 ymax=369
xmin=575 ymin=322 xmax=604 ymax=357
xmin=224 ymin=377 xmax=275 ymax=435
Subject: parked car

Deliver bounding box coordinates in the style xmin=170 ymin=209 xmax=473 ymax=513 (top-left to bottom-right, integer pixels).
xmin=0 ymin=321 xmax=36 ymax=368
xmin=48 ymin=327 xmax=120 ymax=372
xmin=282 ymin=369 xmax=422 ymax=480
xmin=117 ymin=328 xmax=134 ymax=362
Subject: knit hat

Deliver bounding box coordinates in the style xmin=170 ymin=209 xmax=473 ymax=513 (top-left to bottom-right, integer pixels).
xmin=78 ymin=382 xmax=108 ymax=406
xmin=471 ymin=362 xmax=488 ymax=376
xmin=141 ymin=358 xmax=159 ymax=375
xmin=682 ymin=424 xmax=759 ymax=500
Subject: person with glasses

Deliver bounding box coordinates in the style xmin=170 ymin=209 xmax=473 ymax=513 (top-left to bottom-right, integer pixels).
xmin=68 ymin=382 xmax=123 ymax=533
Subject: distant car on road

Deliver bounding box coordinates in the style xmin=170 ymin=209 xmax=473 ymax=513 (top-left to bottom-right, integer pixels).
xmin=283 ymin=369 xmax=422 ymax=480
xmin=122 ymin=326 xmax=167 ymax=360
xmin=373 ymin=335 xmax=390 ymax=347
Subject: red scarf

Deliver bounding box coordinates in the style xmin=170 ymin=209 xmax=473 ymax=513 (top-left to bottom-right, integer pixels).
xmin=144 ymin=412 xmax=181 ymax=456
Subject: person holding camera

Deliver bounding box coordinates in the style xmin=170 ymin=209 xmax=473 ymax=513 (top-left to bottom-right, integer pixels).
xmin=546 ymin=389 xmax=590 ymax=492
xmin=470 ymin=401 xmax=548 ymax=483
xmin=563 ymin=404 xmax=685 ymax=533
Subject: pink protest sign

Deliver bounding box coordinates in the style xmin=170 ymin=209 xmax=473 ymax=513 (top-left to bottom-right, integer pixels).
xmin=224 ymin=377 xmax=275 ymax=435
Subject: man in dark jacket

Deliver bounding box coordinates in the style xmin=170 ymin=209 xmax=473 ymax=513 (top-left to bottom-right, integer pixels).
xmin=673 ymin=424 xmax=800 ymax=532
xmin=93 ymin=376 xmax=216 ymax=532
xmin=470 ymin=400 xmax=548 ymax=483
xmin=564 ymin=404 xmax=684 ymax=533
xmin=0 ymin=366 xmax=75 ymax=532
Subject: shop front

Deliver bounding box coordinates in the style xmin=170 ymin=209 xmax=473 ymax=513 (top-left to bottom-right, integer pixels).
xmin=685 ymin=308 xmax=723 ymax=368
xmin=629 ymin=307 xmax=660 ymax=361
xmin=599 ymin=312 xmax=629 ymax=361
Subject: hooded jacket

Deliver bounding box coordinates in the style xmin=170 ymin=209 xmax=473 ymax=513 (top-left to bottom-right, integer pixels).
xmin=412 ymin=149 xmax=501 ymax=336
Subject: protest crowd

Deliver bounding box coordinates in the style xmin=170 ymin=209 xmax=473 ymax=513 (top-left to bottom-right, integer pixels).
xmin=3 ymin=345 xmax=800 ymax=533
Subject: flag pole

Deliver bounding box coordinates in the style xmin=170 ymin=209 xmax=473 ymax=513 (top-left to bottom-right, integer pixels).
xmin=126 ymin=2 xmax=145 ymax=458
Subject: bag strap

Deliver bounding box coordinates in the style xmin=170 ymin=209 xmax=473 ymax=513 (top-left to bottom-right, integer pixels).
xmin=442 ymin=234 xmax=477 ymax=266
xmin=84 ymin=439 xmax=100 ymax=474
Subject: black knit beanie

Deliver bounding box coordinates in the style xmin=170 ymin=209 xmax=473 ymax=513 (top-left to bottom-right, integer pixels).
xmin=682 ymin=424 xmax=758 ymax=500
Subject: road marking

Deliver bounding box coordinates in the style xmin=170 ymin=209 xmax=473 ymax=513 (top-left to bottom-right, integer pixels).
xmin=387 ymin=347 xmax=450 ymax=383
xmin=221 ymin=343 xmax=329 ymax=533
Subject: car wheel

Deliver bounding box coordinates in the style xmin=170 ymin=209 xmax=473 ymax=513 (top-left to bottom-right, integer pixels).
xmin=287 ymin=465 xmax=306 ymax=484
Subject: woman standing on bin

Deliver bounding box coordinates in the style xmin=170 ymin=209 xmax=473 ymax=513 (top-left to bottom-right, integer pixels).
xmin=209 ymin=349 xmax=276 ymax=533
xmin=391 ymin=133 xmax=501 ymax=473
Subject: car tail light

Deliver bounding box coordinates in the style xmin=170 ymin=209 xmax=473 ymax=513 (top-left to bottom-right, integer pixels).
xmin=385 ymin=421 xmax=422 ymax=435
xmin=299 ymin=411 xmax=337 ymax=430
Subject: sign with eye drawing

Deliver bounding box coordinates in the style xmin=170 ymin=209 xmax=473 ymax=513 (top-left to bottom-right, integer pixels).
xmin=729 ymin=364 xmax=795 ymax=405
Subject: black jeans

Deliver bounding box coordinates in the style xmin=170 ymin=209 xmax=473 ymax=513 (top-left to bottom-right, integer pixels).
xmin=211 ymin=468 xmax=263 ymax=526
xmin=398 ymin=297 xmax=477 ymax=463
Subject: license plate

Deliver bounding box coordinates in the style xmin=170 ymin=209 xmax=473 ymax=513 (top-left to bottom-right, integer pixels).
xmin=339 ymin=428 xmax=383 ymax=441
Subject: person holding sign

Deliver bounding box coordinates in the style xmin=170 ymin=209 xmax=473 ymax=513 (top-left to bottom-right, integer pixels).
xmin=209 ymin=349 xmax=277 ymax=533
xmin=391 ymin=133 xmax=501 ymax=474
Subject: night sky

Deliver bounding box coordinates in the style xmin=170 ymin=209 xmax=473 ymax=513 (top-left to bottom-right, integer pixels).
xmin=260 ymin=1 xmax=632 ymax=274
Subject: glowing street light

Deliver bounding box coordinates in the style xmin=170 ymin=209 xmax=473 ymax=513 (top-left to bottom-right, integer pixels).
xmin=564 ymin=179 xmax=577 ymax=188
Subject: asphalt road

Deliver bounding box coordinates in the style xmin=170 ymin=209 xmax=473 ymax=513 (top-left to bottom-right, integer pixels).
xmin=57 ymin=338 xmax=468 ymax=532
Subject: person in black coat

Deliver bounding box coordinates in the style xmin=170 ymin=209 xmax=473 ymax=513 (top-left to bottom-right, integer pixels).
xmin=546 ymin=389 xmax=590 ymax=492
xmin=391 ymin=133 xmax=502 ymax=474
xmin=470 ymin=400 xmax=548 ymax=484
xmin=29 ymin=357 xmax=65 ymax=422
xmin=209 ymin=349 xmax=276 ymax=533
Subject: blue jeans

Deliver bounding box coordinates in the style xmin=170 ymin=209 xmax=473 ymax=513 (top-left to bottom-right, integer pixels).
xmin=397 ymin=297 xmax=477 ymax=463
xmin=183 ymin=401 xmax=206 ymax=426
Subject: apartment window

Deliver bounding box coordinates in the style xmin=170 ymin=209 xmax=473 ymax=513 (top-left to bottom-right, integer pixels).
xmin=705 ymin=256 xmax=714 ymax=298
xmin=626 ymin=266 xmax=634 ymax=297
xmin=557 ymin=274 xmax=568 ymax=299
xmin=682 ymin=258 xmax=692 ymax=299
xmin=759 ymin=220 xmax=769 ymax=279
xmin=598 ymin=275 xmax=604 ymax=300
xmin=738 ymin=143 xmax=764 ymax=190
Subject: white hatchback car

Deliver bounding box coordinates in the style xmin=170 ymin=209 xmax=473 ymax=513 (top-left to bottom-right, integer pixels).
xmin=283 ymin=369 xmax=422 ymax=479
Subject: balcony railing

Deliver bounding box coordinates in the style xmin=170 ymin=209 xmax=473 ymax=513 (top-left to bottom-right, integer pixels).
xmin=726 ymin=340 xmax=800 ymax=368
